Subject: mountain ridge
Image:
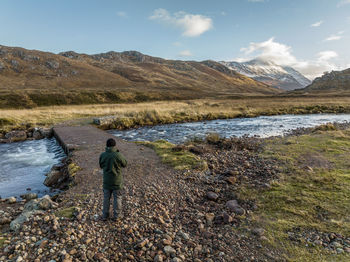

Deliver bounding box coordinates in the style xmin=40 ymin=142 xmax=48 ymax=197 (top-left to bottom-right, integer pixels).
xmin=220 ymin=58 xmax=311 ymax=91
xmin=0 ymin=44 xmax=280 ymax=108
xmin=297 ymin=68 xmax=350 ymax=93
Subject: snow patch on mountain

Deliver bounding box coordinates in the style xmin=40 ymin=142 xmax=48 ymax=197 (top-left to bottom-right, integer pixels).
xmin=220 ymin=59 xmax=311 ymax=91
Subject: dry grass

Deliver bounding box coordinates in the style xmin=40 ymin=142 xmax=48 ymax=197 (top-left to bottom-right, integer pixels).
xmin=1 ymin=96 xmax=350 ymax=131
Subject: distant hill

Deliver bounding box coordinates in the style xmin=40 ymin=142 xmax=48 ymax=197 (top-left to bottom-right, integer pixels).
xmin=221 ymin=59 xmax=311 ymax=91
xmin=298 ymin=69 xmax=350 ymax=93
xmin=0 ymin=45 xmax=279 ymax=108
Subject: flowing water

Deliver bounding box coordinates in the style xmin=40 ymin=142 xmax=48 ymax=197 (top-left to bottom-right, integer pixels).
xmin=2 ymin=113 xmax=350 ymax=199
xmin=110 ymin=114 xmax=350 ymax=144
xmin=0 ymin=138 xmax=66 ymax=198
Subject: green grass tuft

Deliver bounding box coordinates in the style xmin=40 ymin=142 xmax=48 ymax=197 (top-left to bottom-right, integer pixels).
xmin=138 ymin=140 xmax=208 ymax=170
xmin=55 ymin=206 xmax=76 ymax=218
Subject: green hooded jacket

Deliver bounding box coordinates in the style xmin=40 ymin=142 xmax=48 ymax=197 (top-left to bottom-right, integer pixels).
xmin=99 ymin=147 xmax=127 ymax=190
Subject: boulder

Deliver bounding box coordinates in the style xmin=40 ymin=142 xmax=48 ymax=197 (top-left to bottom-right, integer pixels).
xmin=225 ymin=200 xmax=239 ymax=210
xmin=232 ymin=206 xmax=245 ymax=216
xmin=33 ymin=129 xmax=44 ymax=140
xmin=20 ymin=193 xmax=38 ymax=201
xmin=44 ymin=170 xmax=62 ymax=187
xmin=10 ymin=195 xmax=57 ymax=231
xmin=7 ymin=197 xmax=17 ymax=204
xmin=40 ymin=128 xmax=53 ymax=138
xmin=46 ymin=60 xmax=59 ymax=69
xmin=5 ymin=130 xmax=27 ymax=142
xmin=23 ymin=195 xmax=57 ymax=212
xmin=10 ymin=210 xmax=44 ymax=231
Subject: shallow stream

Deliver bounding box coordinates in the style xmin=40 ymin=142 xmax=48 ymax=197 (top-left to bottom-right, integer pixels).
xmin=110 ymin=113 xmax=350 ymax=144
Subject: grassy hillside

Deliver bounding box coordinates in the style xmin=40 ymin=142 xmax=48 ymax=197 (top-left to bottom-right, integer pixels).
xmin=0 ymin=45 xmax=279 ymax=108
xmin=294 ymin=68 xmax=350 ymax=95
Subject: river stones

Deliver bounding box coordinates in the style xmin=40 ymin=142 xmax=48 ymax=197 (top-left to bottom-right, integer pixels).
xmin=10 ymin=195 xmax=57 ymax=231
xmin=21 ymin=193 xmax=38 ymax=201
xmin=6 ymin=197 xmax=17 ymax=204
xmin=5 ymin=130 xmax=27 ymax=142
xmin=206 ymin=191 xmax=218 ymax=201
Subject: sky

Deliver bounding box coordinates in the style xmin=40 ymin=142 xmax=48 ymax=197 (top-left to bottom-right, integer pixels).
xmin=1 ymin=0 xmax=349 ymax=79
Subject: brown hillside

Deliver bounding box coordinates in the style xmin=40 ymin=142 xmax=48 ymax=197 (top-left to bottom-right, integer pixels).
xmin=0 ymin=45 xmax=280 ymax=108
xmin=294 ymin=68 xmax=350 ymax=95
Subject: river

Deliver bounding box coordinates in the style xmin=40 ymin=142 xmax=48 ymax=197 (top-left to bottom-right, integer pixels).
xmin=110 ymin=114 xmax=350 ymax=144
xmin=1 ymin=113 xmax=350 ymax=198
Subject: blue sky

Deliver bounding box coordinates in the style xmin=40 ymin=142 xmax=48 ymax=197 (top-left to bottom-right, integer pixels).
xmin=1 ymin=0 xmax=349 ymax=79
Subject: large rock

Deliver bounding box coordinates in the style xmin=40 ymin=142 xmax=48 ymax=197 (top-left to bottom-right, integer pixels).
xmin=46 ymin=60 xmax=59 ymax=69
xmin=10 ymin=195 xmax=57 ymax=231
xmin=44 ymin=170 xmax=62 ymax=187
xmin=10 ymin=210 xmax=44 ymax=231
xmin=7 ymin=197 xmax=17 ymax=204
xmin=40 ymin=128 xmax=53 ymax=138
xmin=20 ymin=193 xmax=38 ymax=201
xmin=5 ymin=130 xmax=27 ymax=142
xmin=23 ymin=195 xmax=57 ymax=212
xmin=33 ymin=129 xmax=44 ymax=140
xmin=225 ymin=200 xmax=239 ymax=210
xmin=93 ymin=116 xmax=118 ymax=126
xmin=226 ymin=200 xmax=245 ymax=215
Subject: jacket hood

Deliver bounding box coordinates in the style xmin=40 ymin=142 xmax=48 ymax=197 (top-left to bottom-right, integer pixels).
xmin=106 ymin=147 xmax=119 ymax=152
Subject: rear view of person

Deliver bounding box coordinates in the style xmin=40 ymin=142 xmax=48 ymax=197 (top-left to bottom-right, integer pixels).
xmin=99 ymin=138 xmax=127 ymax=221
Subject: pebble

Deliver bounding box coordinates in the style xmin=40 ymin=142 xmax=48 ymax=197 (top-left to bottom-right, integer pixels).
xmin=206 ymin=191 xmax=218 ymax=201
xmin=164 ymin=245 xmax=176 ymax=256
xmin=7 ymin=197 xmax=16 ymax=204
xmin=252 ymin=228 xmax=265 ymax=237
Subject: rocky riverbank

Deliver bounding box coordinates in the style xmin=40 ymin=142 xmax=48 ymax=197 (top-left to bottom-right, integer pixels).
xmin=0 ymin=127 xmax=53 ymax=143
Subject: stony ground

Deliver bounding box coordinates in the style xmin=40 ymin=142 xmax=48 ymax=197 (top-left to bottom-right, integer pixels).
xmin=0 ymin=126 xmax=283 ymax=262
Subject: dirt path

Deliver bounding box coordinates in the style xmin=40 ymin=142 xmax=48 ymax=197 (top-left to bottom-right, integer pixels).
xmin=1 ymin=126 xmax=279 ymax=262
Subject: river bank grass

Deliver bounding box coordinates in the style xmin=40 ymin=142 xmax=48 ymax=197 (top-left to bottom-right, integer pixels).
xmin=239 ymin=128 xmax=350 ymax=261
xmin=1 ymin=96 xmax=350 ymax=133
xmin=137 ymin=140 xmax=208 ymax=170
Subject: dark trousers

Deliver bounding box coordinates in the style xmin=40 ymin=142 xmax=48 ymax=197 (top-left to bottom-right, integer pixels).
xmin=102 ymin=189 xmax=122 ymax=218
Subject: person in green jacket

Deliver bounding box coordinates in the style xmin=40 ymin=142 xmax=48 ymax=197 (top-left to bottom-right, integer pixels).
xmin=99 ymin=138 xmax=127 ymax=221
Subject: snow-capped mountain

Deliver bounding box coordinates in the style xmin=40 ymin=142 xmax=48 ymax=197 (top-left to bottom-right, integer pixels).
xmin=220 ymin=59 xmax=311 ymax=91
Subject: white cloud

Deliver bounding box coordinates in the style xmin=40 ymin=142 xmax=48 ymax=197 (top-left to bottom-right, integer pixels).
xmin=178 ymin=50 xmax=193 ymax=57
xmin=173 ymin=41 xmax=182 ymax=47
xmin=324 ymin=31 xmax=344 ymax=41
xmin=236 ymin=37 xmax=339 ymax=79
xmin=117 ymin=11 xmax=128 ymax=18
xmin=311 ymin=21 xmax=323 ymax=27
xmin=149 ymin=8 xmax=213 ymax=37
xmin=317 ymin=51 xmax=338 ymax=61
xmin=337 ymin=0 xmax=350 ymax=7
xmin=240 ymin=37 xmax=297 ymax=65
